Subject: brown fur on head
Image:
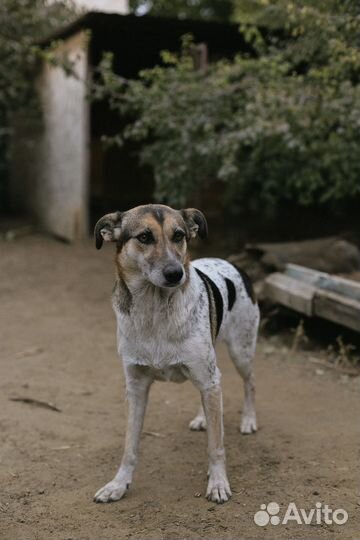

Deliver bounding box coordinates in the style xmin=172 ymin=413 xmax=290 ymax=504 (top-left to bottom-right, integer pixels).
xmin=94 ymin=204 xmax=207 ymax=289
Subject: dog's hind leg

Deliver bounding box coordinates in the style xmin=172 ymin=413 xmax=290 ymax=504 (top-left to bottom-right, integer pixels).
xmin=94 ymin=365 xmax=152 ymax=503
xmin=235 ymin=354 xmax=257 ymax=434
xmin=225 ymin=313 xmax=259 ymax=434
xmin=201 ymin=382 xmax=231 ymax=503
xmin=189 ymin=404 xmax=207 ymax=431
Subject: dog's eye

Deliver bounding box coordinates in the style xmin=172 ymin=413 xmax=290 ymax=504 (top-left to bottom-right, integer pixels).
xmin=137 ymin=231 xmax=154 ymax=245
xmin=173 ymin=230 xmax=185 ymax=243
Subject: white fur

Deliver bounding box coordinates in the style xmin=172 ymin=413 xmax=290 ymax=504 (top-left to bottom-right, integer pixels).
xmin=94 ymin=258 xmax=259 ymax=504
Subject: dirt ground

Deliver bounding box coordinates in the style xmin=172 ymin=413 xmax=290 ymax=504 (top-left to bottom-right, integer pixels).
xmin=0 ymin=233 xmax=359 ymax=540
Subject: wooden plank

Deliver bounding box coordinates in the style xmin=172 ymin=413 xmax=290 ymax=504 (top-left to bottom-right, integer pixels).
xmin=314 ymin=289 xmax=360 ymax=333
xmin=264 ymin=273 xmax=315 ymax=316
xmin=285 ymin=264 xmax=360 ymax=302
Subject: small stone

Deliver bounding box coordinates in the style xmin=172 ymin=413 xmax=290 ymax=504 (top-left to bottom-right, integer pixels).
xmin=38 ymin=489 xmax=45 ymax=495
xmin=194 ymin=492 xmax=201 ymax=497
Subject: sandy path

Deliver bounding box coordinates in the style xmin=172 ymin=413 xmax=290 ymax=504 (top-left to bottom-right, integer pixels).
xmin=0 ymin=235 xmax=358 ymax=540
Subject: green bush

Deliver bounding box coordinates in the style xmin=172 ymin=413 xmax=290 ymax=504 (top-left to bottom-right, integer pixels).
xmin=93 ymin=1 xmax=360 ymax=215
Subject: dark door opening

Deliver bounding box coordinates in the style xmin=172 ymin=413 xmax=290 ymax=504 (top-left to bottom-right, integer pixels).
xmin=87 ymin=13 xmax=249 ymax=228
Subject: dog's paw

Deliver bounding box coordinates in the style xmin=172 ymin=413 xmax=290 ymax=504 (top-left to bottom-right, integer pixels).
xmin=189 ymin=415 xmax=207 ymax=431
xmin=240 ymin=414 xmax=257 ymax=434
xmin=94 ymin=480 xmax=129 ymax=503
xmin=206 ymin=472 xmax=231 ymax=504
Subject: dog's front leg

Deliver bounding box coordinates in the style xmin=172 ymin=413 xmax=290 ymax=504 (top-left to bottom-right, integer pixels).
xmin=94 ymin=365 xmax=152 ymax=503
xmin=188 ymin=360 xmax=231 ymax=504
xmin=201 ymin=383 xmax=232 ymax=503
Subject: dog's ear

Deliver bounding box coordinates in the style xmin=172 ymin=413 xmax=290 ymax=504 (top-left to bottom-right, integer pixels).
xmin=94 ymin=211 xmax=123 ymax=249
xmin=180 ymin=208 xmax=208 ymax=240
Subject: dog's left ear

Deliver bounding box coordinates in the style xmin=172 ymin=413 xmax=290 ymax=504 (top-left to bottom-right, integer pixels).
xmin=180 ymin=208 xmax=208 ymax=240
xmin=94 ymin=211 xmax=123 ymax=249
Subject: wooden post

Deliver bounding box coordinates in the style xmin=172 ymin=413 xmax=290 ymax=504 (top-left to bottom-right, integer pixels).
xmin=191 ymin=43 xmax=208 ymax=71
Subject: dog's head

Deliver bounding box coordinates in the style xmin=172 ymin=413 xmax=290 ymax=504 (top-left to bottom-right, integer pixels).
xmin=94 ymin=204 xmax=207 ymax=289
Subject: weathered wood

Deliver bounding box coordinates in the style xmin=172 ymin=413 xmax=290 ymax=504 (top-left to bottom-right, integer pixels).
xmin=246 ymin=237 xmax=360 ymax=274
xmin=264 ymin=264 xmax=360 ymax=332
xmin=285 ymin=264 xmax=360 ymax=302
xmin=191 ymin=43 xmax=208 ymax=71
xmin=228 ymin=237 xmax=360 ymax=292
xmin=313 ymin=289 xmax=360 ymax=333
xmin=264 ymin=273 xmax=315 ymax=316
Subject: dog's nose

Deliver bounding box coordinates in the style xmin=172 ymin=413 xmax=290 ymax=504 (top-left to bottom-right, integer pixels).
xmin=163 ymin=264 xmax=184 ymax=284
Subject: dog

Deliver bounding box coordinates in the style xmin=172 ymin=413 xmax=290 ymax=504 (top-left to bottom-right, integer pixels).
xmin=93 ymin=204 xmax=259 ymax=504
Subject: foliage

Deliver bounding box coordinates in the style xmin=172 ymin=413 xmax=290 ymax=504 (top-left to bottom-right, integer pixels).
xmin=93 ymin=0 xmax=360 ymax=214
xmin=0 ymin=0 xmax=77 ymax=209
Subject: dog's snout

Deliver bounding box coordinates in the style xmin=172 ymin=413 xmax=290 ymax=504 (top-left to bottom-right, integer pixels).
xmin=163 ymin=264 xmax=184 ymax=285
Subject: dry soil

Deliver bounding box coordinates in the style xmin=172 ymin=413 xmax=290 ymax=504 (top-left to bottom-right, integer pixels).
xmin=0 ymin=234 xmax=359 ymax=540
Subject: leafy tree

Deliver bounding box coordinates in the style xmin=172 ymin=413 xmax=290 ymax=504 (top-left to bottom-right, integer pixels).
xmin=93 ymin=1 xmax=360 ymax=215
xmin=0 ymin=0 xmax=77 ymax=209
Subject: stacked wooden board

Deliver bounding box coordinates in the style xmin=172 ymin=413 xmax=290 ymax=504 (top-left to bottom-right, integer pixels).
xmin=265 ymin=264 xmax=360 ymax=332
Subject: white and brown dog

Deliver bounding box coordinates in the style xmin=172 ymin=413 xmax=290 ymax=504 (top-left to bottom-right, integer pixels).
xmin=93 ymin=204 xmax=259 ymax=504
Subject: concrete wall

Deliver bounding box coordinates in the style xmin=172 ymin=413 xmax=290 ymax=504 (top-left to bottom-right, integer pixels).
xmin=11 ymin=31 xmax=90 ymax=241
xmin=36 ymin=31 xmax=90 ymax=241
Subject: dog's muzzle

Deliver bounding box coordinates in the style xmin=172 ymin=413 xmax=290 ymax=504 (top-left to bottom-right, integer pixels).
xmin=162 ymin=264 xmax=184 ymax=287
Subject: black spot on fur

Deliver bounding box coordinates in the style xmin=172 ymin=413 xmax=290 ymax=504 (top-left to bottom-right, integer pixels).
xmin=195 ymin=268 xmax=223 ymax=337
xmin=224 ymin=277 xmax=236 ymax=311
xmin=230 ymin=264 xmax=256 ymax=304
xmin=209 ymin=280 xmax=223 ymax=334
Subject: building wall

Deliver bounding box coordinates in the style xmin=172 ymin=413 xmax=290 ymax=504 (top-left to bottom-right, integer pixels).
xmin=11 ymin=31 xmax=90 ymax=241
xmin=41 ymin=32 xmax=90 ymax=240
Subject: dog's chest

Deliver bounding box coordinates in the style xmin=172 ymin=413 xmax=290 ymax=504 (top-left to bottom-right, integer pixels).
xmin=115 ymin=286 xmax=204 ymax=369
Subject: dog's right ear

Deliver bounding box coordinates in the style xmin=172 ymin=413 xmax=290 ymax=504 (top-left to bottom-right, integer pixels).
xmin=94 ymin=211 xmax=123 ymax=250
